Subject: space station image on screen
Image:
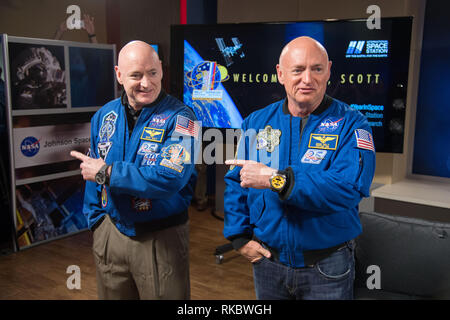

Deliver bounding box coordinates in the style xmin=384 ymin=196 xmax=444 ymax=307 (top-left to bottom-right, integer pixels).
xmin=9 ymin=42 xmax=67 ymax=110
xmin=172 ymin=17 xmax=412 ymax=153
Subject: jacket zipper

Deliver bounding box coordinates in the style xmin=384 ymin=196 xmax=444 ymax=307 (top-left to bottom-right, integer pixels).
xmin=287 ymin=115 xmax=293 ymax=266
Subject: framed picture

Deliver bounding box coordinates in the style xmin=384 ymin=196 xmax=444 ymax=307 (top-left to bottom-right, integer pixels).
xmin=9 ymin=42 xmax=67 ymax=110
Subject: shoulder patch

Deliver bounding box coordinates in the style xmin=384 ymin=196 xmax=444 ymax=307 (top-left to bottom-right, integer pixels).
xmin=174 ymin=115 xmax=200 ymax=139
xmin=355 ymin=129 xmax=375 ymax=152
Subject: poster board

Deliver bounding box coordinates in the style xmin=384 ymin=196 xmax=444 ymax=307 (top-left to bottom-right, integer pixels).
xmin=2 ymin=35 xmax=116 ymax=250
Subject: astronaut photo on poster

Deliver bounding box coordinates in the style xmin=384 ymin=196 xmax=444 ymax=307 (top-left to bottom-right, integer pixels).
xmin=9 ymin=43 xmax=67 ymax=110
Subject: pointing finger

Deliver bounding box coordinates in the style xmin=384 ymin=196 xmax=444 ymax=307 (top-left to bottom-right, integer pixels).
xmin=70 ymin=150 xmax=90 ymax=162
xmin=225 ymin=159 xmax=255 ymax=167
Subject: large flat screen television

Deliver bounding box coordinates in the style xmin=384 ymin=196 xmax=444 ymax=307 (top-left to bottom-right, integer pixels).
xmin=170 ymin=17 xmax=412 ymax=153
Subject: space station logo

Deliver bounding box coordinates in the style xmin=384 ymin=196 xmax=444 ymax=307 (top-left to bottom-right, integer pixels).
xmin=186 ymin=61 xmax=229 ymax=101
xmin=346 ymin=40 xmax=389 ymax=58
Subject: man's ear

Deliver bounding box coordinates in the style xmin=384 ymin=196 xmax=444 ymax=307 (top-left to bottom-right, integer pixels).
xmin=114 ymin=66 xmax=123 ymax=85
xmin=325 ymin=60 xmax=332 ymax=82
xmin=276 ymin=64 xmax=284 ymax=85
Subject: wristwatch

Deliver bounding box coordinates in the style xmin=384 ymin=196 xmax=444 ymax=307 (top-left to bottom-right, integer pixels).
xmin=269 ymin=170 xmax=287 ymax=192
xmin=95 ymin=164 xmax=110 ymax=185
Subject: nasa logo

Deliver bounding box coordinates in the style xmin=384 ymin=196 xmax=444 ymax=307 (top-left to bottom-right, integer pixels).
xmin=317 ymin=117 xmax=344 ymax=133
xmin=149 ymin=114 xmax=170 ymax=128
xmin=20 ymin=136 xmax=40 ymax=157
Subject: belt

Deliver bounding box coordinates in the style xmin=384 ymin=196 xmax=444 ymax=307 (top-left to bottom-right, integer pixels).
xmin=134 ymin=210 xmax=188 ymax=236
xmin=90 ymin=215 xmax=106 ymax=233
xmin=90 ymin=210 xmax=188 ymax=236
xmin=253 ymin=236 xmax=349 ymax=267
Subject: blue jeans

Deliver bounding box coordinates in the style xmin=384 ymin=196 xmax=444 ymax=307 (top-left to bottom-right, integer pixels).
xmin=252 ymin=241 xmax=355 ymax=300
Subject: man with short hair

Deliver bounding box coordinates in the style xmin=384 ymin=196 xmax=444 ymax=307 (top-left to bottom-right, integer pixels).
xmin=71 ymin=41 xmax=198 ymax=299
xmin=224 ymin=36 xmax=375 ymax=300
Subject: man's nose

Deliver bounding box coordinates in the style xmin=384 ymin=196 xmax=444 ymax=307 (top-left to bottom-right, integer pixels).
xmin=302 ymin=69 xmax=312 ymax=84
xmin=140 ymin=76 xmax=149 ymax=88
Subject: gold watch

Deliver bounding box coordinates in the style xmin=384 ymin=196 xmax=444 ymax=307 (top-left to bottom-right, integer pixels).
xmin=269 ymin=170 xmax=287 ymax=192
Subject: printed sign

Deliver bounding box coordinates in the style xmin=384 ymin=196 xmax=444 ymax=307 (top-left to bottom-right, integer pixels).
xmin=13 ymin=123 xmax=91 ymax=168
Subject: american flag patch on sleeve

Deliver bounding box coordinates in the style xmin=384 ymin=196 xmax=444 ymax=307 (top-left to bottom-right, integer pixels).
xmin=175 ymin=115 xmax=200 ymax=139
xmin=355 ymin=129 xmax=375 ymax=152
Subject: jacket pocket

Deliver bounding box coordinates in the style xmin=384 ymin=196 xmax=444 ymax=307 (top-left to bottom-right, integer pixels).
xmin=316 ymin=244 xmax=353 ymax=280
xmin=174 ymin=222 xmax=189 ymax=260
xmin=92 ymin=215 xmax=111 ymax=266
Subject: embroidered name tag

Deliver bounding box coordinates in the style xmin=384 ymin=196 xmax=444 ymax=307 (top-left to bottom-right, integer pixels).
xmin=308 ymin=134 xmax=339 ymax=150
xmin=141 ymin=127 xmax=164 ymax=142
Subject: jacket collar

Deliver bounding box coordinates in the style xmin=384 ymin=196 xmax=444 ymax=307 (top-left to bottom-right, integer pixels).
xmin=282 ymin=94 xmax=333 ymax=116
xmin=120 ymin=89 xmax=167 ymax=110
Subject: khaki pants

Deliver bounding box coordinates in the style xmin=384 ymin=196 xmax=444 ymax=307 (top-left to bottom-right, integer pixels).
xmin=92 ymin=215 xmax=190 ymax=300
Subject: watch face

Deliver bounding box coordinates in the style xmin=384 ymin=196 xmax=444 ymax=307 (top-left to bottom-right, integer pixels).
xmin=271 ymin=175 xmax=286 ymax=190
xmin=95 ymin=172 xmax=106 ymax=185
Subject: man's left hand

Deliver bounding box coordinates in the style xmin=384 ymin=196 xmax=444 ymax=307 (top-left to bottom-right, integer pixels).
xmin=225 ymin=159 xmax=275 ymax=189
xmin=70 ymin=150 xmax=105 ymax=182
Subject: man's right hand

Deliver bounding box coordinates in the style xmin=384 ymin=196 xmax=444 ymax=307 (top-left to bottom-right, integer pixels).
xmin=70 ymin=150 xmax=106 ymax=182
xmin=238 ymin=240 xmax=272 ymax=263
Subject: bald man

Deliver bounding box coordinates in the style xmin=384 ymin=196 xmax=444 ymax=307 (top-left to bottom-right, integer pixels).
xmin=223 ymin=36 xmax=375 ymax=300
xmin=71 ymin=41 xmax=199 ymax=299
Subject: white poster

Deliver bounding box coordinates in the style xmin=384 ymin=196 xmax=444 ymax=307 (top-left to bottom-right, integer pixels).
xmin=13 ymin=123 xmax=90 ymax=168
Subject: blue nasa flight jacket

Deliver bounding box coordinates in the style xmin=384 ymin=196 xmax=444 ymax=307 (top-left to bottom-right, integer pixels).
xmin=223 ymin=96 xmax=376 ymax=267
xmin=83 ymin=92 xmax=199 ymax=237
